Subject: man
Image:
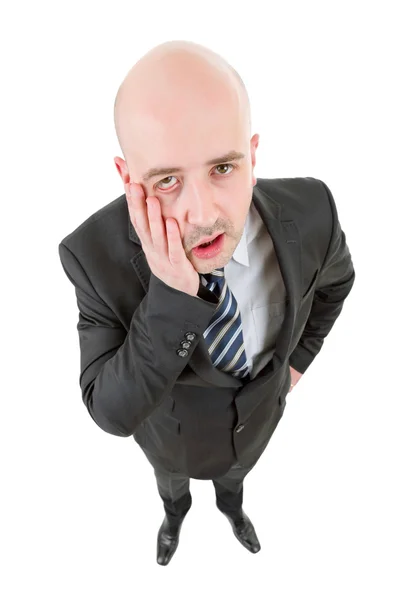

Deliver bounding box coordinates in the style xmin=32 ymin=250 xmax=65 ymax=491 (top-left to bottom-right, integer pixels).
xmin=58 ymin=40 xmax=355 ymax=566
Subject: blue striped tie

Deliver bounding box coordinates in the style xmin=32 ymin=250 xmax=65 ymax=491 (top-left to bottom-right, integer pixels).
xmin=203 ymin=268 xmax=250 ymax=379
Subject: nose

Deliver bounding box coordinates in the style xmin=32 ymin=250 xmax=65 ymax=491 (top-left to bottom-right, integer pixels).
xmin=184 ymin=181 xmax=219 ymax=229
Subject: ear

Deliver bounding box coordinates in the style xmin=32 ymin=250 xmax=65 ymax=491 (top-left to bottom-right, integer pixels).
xmin=114 ymin=156 xmax=130 ymax=196
xmin=250 ymin=133 xmax=260 ymax=186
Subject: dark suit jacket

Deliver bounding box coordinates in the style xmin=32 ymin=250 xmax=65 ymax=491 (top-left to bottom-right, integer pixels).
xmin=58 ymin=177 xmax=355 ymax=479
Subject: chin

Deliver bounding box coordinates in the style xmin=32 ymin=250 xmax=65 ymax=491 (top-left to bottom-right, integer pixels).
xmin=194 ymin=251 xmax=231 ymax=274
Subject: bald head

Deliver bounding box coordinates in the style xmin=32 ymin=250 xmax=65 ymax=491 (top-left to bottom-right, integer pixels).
xmin=113 ymin=40 xmax=251 ymax=162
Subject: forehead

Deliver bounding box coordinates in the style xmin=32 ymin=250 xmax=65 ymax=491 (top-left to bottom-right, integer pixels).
xmin=129 ymin=108 xmax=246 ymax=179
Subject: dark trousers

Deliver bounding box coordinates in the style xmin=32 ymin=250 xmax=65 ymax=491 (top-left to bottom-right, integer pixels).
xmin=141 ymin=448 xmax=256 ymax=524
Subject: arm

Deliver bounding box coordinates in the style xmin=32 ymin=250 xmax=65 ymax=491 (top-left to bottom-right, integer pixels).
xmin=58 ymin=243 xmax=218 ymax=437
xmin=288 ymin=180 xmax=356 ymax=374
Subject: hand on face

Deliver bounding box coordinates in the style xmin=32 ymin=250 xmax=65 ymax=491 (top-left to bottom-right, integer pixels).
xmin=126 ymin=182 xmax=200 ymax=297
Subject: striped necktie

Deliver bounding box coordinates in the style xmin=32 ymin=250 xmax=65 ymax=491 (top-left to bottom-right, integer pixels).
xmin=202 ymin=268 xmax=250 ymax=379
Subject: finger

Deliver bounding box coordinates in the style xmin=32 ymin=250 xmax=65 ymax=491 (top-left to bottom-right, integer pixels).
xmin=146 ymin=196 xmax=168 ymax=255
xmin=128 ymin=183 xmax=150 ymax=242
xmin=166 ymin=218 xmax=185 ymax=265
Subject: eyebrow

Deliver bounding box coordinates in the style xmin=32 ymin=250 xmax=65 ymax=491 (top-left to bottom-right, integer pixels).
xmin=141 ymin=150 xmax=246 ymax=182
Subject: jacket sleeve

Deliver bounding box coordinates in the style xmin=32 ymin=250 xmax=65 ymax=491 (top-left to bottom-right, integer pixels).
xmin=288 ymin=180 xmax=356 ymax=374
xmin=58 ymin=243 xmax=218 ymax=437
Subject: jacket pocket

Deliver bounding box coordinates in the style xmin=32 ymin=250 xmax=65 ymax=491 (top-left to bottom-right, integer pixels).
xmin=157 ymin=412 xmax=181 ymax=436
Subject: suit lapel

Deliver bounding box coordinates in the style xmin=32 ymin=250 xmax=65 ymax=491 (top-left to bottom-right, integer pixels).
xmin=128 ymin=183 xmax=303 ymax=386
xmin=252 ymin=186 xmax=303 ymax=367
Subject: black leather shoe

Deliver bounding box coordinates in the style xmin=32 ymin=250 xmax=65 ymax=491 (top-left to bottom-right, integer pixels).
xmin=219 ymin=508 xmax=261 ymax=553
xmin=157 ymin=514 xmax=185 ymax=566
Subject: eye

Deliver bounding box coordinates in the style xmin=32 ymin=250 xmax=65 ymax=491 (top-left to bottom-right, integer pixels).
xmin=156 ymin=175 xmax=178 ymax=190
xmin=214 ymin=163 xmax=235 ymax=175
xmin=156 ymin=163 xmax=236 ymax=190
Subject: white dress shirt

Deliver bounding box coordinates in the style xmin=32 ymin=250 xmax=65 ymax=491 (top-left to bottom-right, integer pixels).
xmin=201 ymin=201 xmax=287 ymax=380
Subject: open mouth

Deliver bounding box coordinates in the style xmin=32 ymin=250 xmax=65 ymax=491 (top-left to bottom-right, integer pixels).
xmin=199 ymin=239 xmax=216 ymax=248
xmin=195 ymin=233 xmax=222 ymax=248
xmin=192 ymin=233 xmax=225 ymax=258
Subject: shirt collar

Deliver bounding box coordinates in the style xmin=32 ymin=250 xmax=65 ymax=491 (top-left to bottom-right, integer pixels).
xmin=231 ymin=201 xmax=263 ymax=267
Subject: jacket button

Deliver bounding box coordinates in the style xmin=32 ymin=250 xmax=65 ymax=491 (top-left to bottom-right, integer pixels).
xmin=176 ymin=348 xmax=189 ymax=358
xmin=235 ymin=424 xmax=245 ymax=433
xmin=185 ymin=332 xmax=197 ymax=341
xmin=180 ymin=340 xmax=191 ymax=349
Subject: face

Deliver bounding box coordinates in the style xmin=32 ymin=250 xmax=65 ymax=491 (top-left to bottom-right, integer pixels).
xmin=115 ymin=88 xmax=259 ymax=274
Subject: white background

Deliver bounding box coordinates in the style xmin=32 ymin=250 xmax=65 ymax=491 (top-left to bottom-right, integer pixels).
xmin=2 ymin=0 xmax=399 ymax=598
